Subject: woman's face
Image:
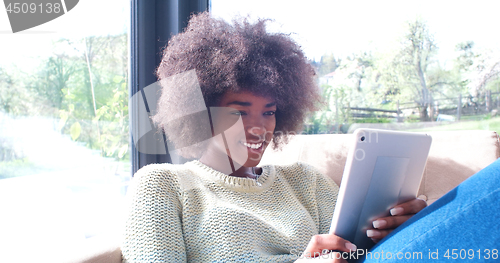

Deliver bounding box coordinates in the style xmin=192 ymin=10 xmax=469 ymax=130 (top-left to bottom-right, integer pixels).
xmin=210 ymin=91 xmax=277 ymax=168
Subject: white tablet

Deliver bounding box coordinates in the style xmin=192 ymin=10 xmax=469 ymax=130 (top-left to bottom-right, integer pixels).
xmin=329 ymin=128 xmax=432 ymax=251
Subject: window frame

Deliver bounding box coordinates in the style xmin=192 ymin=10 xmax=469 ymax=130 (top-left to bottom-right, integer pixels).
xmin=129 ymin=0 xmax=209 ymax=175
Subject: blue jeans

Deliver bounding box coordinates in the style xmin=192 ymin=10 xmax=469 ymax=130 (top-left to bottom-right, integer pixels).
xmin=362 ymin=158 xmax=500 ymax=262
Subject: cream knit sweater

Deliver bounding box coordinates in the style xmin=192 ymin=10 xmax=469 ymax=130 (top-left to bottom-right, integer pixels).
xmin=122 ymin=161 xmax=339 ymax=263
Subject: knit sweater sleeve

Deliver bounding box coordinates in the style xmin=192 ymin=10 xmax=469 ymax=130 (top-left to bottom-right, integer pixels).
xmin=313 ymin=168 xmax=339 ymax=234
xmin=121 ymin=164 xmax=186 ymax=263
xmin=283 ymin=163 xmax=339 ymax=235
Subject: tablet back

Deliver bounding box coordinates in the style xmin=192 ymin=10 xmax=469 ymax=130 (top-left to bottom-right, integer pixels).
xmin=329 ymin=128 xmax=432 ymax=251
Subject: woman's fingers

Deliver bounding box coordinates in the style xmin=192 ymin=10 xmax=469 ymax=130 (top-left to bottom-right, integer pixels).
xmin=390 ymin=198 xmax=427 ymax=216
xmin=367 ymin=198 xmax=428 ymax=241
xmin=303 ymin=234 xmax=357 ymax=258
xmin=369 ymin=198 xmax=427 ymax=231
xmin=372 ymin=215 xmax=412 ymax=230
xmin=366 ymin=228 xmax=394 ymax=243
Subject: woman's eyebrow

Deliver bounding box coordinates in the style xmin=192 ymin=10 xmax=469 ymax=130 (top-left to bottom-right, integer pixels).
xmin=226 ymin=101 xmax=251 ymax=106
xmin=225 ymin=101 xmax=277 ymax=107
xmin=266 ymin=102 xmax=277 ymax=107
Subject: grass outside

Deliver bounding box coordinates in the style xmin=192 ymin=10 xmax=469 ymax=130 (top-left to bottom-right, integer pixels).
xmin=0 ymin=157 xmax=131 ymax=179
xmin=347 ymin=113 xmax=500 ymax=135
xmin=0 ymin=158 xmax=51 ymax=179
xmin=407 ymin=117 xmax=500 ymax=135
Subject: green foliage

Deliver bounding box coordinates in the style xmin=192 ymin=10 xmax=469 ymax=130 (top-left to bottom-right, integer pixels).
xmin=57 ymin=35 xmax=129 ymax=160
xmin=304 ymin=84 xmax=334 ymax=134
xmin=352 ymin=117 xmax=392 ymax=123
xmin=409 ymin=116 xmax=500 ymax=135
xmin=316 ymin=53 xmax=340 ymax=76
xmin=92 ymin=79 xmax=129 ymax=159
xmin=304 ymin=83 xmax=353 ymax=134
xmin=387 ymin=18 xmax=439 ymax=121
xmin=455 ymin=41 xmax=476 ymax=73
xmin=321 ymin=52 xmax=384 ymax=109
xmin=313 ymin=18 xmax=500 ymax=124
xmin=0 ymin=67 xmax=38 ymax=115
xmin=70 ymin=121 xmax=82 ymax=140
xmin=0 ymin=158 xmax=33 ymax=179
xmin=0 ymin=34 xmax=129 ymax=162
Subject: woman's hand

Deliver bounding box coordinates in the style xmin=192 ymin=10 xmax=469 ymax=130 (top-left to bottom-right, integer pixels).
xmin=367 ymin=198 xmax=427 ymax=243
xmin=294 ymin=198 xmax=426 ymax=262
xmin=294 ymin=234 xmax=357 ymax=263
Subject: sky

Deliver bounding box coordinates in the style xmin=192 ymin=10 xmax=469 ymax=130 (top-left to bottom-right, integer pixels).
xmin=0 ymin=0 xmax=499 ymax=66
xmin=211 ymin=0 xmax=500 ymax=62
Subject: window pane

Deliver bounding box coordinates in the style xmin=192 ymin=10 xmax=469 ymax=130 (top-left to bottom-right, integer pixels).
xmin=211 ymin=0 xmax=500 ymax=134
xmin=0 ymin=0 xmax=130 ymax=260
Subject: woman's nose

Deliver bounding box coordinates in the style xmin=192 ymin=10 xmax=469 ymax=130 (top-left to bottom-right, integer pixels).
xmin=247 ymin=125 xmax=265 ymax=137
xmin=245 ymin=118 xmax=266 ymax=136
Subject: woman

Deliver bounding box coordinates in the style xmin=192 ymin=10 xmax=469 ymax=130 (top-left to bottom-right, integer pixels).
xmin=122 ymin=13 xmax=499 ymax=263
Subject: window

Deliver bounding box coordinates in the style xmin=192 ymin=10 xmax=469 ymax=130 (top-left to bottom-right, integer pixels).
xmin=0 ymin=0 xmax=130 ymax=260
xmin=211 ymin=0 xmax=500 ymax=135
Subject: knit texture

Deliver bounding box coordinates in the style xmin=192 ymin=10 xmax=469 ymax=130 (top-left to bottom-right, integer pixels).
xmin=121 ymin=161 xmax=339 ymax=263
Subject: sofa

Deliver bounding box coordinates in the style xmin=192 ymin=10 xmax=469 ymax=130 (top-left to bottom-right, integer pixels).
xmin=67 ymin=130 xmax=499 ymax=263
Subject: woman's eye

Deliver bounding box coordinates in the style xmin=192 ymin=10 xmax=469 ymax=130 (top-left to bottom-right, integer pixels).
xmin=265 ymin=111 xmax=276 ymax=116
xmin=231 ymin=111 xmax=245 ymax=116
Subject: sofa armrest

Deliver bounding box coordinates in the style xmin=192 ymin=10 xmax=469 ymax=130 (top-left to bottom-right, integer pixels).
xmin=418 ymin=130 xmax=500 ymax=203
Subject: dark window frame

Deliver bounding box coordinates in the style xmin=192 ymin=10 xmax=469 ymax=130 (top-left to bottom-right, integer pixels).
xmin=129 ymin=0 xmax=210 ymax=175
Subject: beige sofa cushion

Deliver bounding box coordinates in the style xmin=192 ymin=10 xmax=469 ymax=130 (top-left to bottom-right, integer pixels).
xmin=59 ymin=234 xmax=122 ymax=263
xmin=260 ymin=130 xmax=500 ymax=204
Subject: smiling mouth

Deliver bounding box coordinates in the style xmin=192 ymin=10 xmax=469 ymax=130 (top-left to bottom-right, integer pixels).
xmin=241 ymin=141 xmax=263 ymax=149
